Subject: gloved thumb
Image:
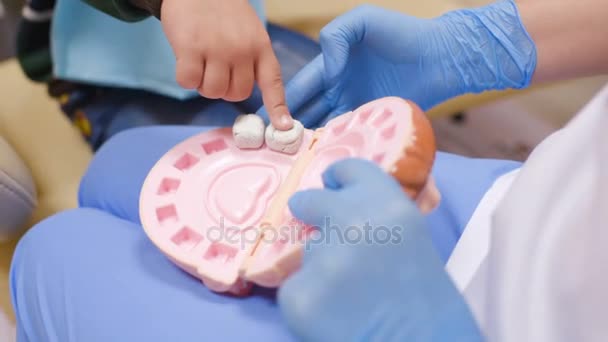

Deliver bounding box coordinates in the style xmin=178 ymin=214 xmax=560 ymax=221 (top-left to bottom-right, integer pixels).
xmin=318 ymin=6 xmax=369 ymax=84
xmin=289 ymin=159 xmax=403 ymax=226
xmin=321 ymin=158 xmax=401 ymax=193
xmin=288 ymin=189 xmax=339 ymax=228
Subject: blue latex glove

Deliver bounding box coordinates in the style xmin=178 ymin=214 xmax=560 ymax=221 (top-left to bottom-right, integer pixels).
xmin=260 ymin=0 xmax=536 ymax=126
xmin=280 ymin=159 xmax=483 ymax=341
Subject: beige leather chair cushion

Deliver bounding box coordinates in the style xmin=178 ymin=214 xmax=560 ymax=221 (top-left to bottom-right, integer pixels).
xmin=0 ymin=135 xmax=36 ymax=240
xmin=0 ymin=59 xmax=93 ymax=322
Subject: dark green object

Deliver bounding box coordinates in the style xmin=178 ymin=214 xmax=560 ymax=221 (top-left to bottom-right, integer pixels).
xmin=15 ymin=0 xmax=162 ymax=82
xmin=82 ymin=0 xmax=151 ymax=22
xmin=16 ymin=20 xmax=53 ymax=82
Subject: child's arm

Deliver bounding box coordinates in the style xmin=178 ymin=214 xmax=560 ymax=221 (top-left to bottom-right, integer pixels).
xmin=82 ymin=0 xmax=294 ymax=130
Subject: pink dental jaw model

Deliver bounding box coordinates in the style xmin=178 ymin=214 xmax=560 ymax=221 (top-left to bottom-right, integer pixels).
xmin=139 ymin=97 xmax=440 ymax=296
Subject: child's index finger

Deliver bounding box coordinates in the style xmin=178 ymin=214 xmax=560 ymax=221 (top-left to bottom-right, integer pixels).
xmin=256 ymin=47 xmax=294 ymax=131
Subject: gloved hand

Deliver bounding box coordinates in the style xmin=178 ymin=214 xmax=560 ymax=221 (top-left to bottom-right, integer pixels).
xmin=262 ymin=0 xmax=536 ymax=126
xmin=279 ymin=159 xmax=483 ymax=341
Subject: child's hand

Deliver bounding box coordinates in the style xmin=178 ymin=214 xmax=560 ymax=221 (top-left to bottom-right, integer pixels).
xmin=161 ymin=0 xmax=294 ymax=130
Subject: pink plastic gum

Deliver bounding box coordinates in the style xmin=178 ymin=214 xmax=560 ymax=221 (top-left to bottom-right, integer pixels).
xmin=139 ymin=97 xmax=440 ymax=295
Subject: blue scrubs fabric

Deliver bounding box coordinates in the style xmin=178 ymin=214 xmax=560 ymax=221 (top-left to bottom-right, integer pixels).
xmin=10 ymin=127 xmax=521 ymax=341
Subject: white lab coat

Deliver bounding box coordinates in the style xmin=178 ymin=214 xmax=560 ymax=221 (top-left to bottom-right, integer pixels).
xmin=447 ymin=84 xmax=608 ymax=341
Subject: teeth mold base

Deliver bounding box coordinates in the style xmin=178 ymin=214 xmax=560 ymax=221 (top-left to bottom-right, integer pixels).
xmin=139 ymin=97 xmax=439 ymax=296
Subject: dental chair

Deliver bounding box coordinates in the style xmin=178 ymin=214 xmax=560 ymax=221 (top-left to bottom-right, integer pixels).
xmin=0 ymin=59 xmax=92 ymax=321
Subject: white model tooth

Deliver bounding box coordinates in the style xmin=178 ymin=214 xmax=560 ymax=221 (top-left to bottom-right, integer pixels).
xmin=265 ymin=120 xmax=304 ymax=154
xmin=233 ymin=114 xmax=265 ymax=149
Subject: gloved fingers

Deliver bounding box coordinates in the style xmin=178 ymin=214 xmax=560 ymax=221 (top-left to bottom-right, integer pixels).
xmin=277 ymin=262 xmax=336 ymax=341
xmin=327 ymin=106 xmax=350 ymax=119
xmin=318 ymin=5 xmax=370 ymax=83
xmin=258 ymin=54 xmax=330 ymax=120
xmin=224 ymin=61 xmax=255 ymax=102
xmin=284 ymin=54 xmax=326 ymax=111
xmin=288 ymin=189 xmax=342 ymax=228
xmin=199 ymin=59 xmax=230 ymax=99
xmin=321 ymin=158 xmax=402 ymax=194
xmin=255 ymin=47 xmax=294 ymax=130
xmin=277 ymin=265 xmax=320 ymax=341
xmin=278 ymin=246 xmax=380 ymax=342
xmin=290 ymin=93 xmax=332 ymax=128
xmin=316 ymin=104 xmax=355 ymax=126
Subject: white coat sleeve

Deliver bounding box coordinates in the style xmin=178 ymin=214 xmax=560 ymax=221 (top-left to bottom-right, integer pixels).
xmin=448 ymin=83 xmax=608 ymax=342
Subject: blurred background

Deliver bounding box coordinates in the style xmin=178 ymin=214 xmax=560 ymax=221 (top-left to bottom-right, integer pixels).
xmin=263 ymin=0 xmax=608 ymax=161
xmin=1 ymin=0 xmax=607 ymax=161
xmin=0 ymin=0 xmax=18 ymax=61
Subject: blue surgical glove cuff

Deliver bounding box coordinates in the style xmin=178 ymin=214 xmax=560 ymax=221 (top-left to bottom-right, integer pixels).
xmin=438 ymin=0 xmax=537 ymax=94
